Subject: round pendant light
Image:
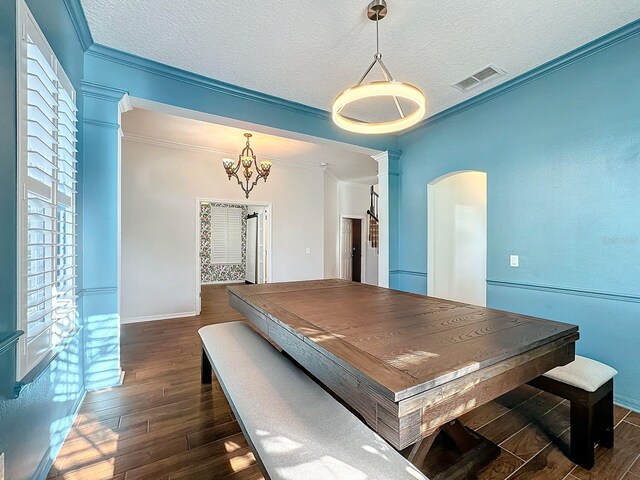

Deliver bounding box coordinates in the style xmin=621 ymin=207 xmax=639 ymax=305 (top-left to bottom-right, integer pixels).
xmin=332 ymin=0 xmax=426 ymax=135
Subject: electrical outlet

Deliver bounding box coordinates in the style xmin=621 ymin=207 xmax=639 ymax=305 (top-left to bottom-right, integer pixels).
xmin=510 ymin=255 xmax=519 ymax=268
xmin=1 ymin=452 xmax=5 ymax=480
xmin=305 ymin=248 xmax=311 ymax=255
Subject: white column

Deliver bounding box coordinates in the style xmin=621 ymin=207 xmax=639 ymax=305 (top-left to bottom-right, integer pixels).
xmin=374 ymin=152 xmax=390 ymax=287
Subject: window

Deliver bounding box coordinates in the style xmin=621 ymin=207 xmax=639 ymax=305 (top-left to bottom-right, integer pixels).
xmin=211 ymin=206 xmax=243 ymax=264
xmin=16 ymin=3 xmax=78 ymax=380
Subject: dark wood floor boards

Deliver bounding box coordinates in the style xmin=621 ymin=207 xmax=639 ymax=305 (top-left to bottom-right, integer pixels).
xmin=48 ymin=284 xmax=639 ymax=480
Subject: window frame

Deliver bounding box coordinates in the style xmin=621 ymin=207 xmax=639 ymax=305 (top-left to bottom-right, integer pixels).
xmin=16 ymin=1 xmax=79 ymax=382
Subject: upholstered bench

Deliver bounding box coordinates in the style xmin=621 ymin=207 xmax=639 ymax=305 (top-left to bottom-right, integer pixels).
xmin=528 ymin=355 xmax=618 ymax=470
xmin=199 ymin=321 xmax=430 ymax=480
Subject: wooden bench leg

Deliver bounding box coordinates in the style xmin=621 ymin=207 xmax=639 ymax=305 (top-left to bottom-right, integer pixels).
xmin=594 ymin=382 xmax=614 ymax=449
xmin=201 ymin=348 xmax=212 ymax=384
xmin=570 ymin=399 xmax=595 ymax=470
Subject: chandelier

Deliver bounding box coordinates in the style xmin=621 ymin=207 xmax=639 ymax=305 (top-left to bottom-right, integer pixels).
xmin=222 ymin=133 xmax=272 ymax=198
xmin=332 ymin=0 xmax=426 ymax=135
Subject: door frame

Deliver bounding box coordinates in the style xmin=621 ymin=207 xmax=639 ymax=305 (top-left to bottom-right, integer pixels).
xmin=427 ymin=171 xmax=487 ymax=304
xmin=339 ymin=215 xmax=367 ymax=283
xmin=195 ymin=197 xmax=273 ymax=315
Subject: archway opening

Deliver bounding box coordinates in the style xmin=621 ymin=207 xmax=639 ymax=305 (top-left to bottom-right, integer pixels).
xmin=427 ymin=171 xmax=487 ymax=306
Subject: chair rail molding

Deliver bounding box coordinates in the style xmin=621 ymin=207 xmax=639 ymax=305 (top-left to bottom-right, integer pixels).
xmin=486 ymin=279 xmax=640 ymax=304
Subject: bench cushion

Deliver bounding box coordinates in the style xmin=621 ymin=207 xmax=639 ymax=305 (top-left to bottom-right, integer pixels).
xmin=199 ymin=322 xmax=429 ymax=480
xmin=543 ymin=355 xmax=617 ymax=392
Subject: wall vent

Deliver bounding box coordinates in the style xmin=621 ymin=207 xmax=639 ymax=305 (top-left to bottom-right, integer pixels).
xmin=452 ymin=65 xmax=505 ymax=92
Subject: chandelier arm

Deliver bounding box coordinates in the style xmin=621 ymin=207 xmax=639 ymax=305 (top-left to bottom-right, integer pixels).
xmin=377 ymin=57 xmax=405 ymax=118
xmin=357 ymin=58 xmax=379 ymax=86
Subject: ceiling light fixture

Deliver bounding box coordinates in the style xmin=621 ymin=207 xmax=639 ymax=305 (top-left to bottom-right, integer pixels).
xmin=332 ymin=0 xmax=426 ymax=135
xmin=222 ymin=133 xmax=272 ymax=198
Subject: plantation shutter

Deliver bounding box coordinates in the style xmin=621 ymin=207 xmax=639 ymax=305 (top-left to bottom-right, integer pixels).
xmin=18 ymin=5 xmax=78 ymax=379
xmin=227 ymin=208 xmax=242 ymax=263
xmin=210 ymin=206 xmax=242 ymax=264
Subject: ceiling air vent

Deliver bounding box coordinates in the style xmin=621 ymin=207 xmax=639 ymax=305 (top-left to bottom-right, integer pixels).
xmin=452 ymin=65 xmax=505 ymax=92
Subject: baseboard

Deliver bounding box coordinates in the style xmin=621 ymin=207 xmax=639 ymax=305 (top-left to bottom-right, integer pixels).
xmin=34 ymin=388 xmax=86 ymax=480
xmin=615 ymin=392 xmax=640 ymax=413
xmin=120 ymin=311 xmax=197 ymax=324
xmin=201 ymin=280 xmax=245 ymax=285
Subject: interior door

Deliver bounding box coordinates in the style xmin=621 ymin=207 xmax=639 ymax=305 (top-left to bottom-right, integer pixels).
xmin=351 ymin=219 xmax=362 ymax=283
xmin=341 ymin=218 xmax=353 ymax=280
xmin=257 ymin=212 xmax=265 ymax=284
xmin=245 ymin=215 xmax=258 ymax=283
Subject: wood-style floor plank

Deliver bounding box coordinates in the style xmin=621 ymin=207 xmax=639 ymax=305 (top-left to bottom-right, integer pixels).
xmin=48 ymin=284 xmax=639 ymax=480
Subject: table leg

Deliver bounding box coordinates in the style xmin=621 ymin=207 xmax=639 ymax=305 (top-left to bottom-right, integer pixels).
xmin=404 ymin=420 xmax=500 ymax=479
xmin=406 ymin=428 xmax=440 ymax=467
xmin=201 ymin=348 xmax=212 ymax=384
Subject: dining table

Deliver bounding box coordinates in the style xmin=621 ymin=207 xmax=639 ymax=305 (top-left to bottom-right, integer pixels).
xmin=227 ymin=279 xmax=579 ymax=476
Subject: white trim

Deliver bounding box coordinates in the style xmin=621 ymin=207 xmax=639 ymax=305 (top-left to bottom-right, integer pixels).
xmin=323 ymin=167 xmax=340 ymax=184
xmin=376 ymin=152 xmax=390 ymax=287
xmin=123 ymin=133 xmax=324 ymax=172
xmin=121 ymin=311 xmax=197 ymax=325
xmin=127 ymin=96 xmax=382 ymax=157
xmin=202 ymin=280 xmax=246 ymax=285
xmin=196 ymin=197 xmax=273 ymax=316
xmin=339 ymin=215 xmax=367 ymax=284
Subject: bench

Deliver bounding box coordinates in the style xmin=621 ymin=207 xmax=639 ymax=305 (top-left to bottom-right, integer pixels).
xmin=199 ymin=321 xmax=430 ymax=480
xmin=529 ymin=355 xmax=618 ymax=470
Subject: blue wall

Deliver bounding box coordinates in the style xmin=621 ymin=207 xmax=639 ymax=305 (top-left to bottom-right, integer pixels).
xmin=0 ymin=1 xmax=86 ymax=479
xmin=393 ymin=26 xmax=640 ymax=409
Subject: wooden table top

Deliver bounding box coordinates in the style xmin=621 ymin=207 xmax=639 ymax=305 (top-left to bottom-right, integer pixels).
xmin=228 ymin=279 xmax=579 ymax=448
xmin=228 ymin=279 xmax=578 ymax=401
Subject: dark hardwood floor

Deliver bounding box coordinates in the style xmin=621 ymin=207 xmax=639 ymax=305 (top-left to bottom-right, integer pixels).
xmin=49 ymin=285 xmax=640 ymax=480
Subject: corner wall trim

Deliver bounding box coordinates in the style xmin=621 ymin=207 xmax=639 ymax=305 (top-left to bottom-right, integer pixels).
xmin=78 ymin=287 xmax=117 ymax=297
xmin=407 ymin=18 xmax=640 ymax=133
xmin=486 ymin=279 xmax=640 ymax=304
xmin=390 ymin=270 xmax=427 ymax=278
xmin=85 ymin=43 xmax=332 ymax=121
xmin=121 ymin=311 xmax=197 ymax=325
xmin=62 ymin=0 xmax=93 ymax=51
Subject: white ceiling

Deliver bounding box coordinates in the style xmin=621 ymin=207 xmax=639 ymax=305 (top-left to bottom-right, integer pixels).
xmin=82 ymin=0 xmax=640 ymax=123
xmin=121 ymin=108 xmax=378 ymax=184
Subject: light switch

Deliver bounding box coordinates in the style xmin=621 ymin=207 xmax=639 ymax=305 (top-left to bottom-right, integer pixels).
xmin=305 ymin=248 xmax=311 ymax=255
xmin=510 ymin=255 xmax=519 ymax=268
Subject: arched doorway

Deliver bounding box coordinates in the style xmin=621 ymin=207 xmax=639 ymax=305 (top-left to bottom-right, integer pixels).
xmin=427 ymin=171 xmax=487 ymax=306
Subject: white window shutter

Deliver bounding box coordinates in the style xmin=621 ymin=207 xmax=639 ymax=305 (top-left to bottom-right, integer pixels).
xmin=210 ymin=206 xmax=243 ymax=264
xmin=211 ymin=207 xmax=228 ymax=263
xmin=18 ymin=4 xmax=78 ymax=378
xmin=227 ymin=208 xmax=242 ymax=263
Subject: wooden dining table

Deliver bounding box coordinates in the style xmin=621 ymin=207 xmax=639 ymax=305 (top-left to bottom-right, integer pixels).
xmin=227 ymin=279 xmax=579 ymax=474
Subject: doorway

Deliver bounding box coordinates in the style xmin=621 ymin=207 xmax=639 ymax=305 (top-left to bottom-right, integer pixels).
xmin=196 ymin=199 xmax=272 ymax=314
xmin=427 ymin=171 xmax=487 ymax=306
xmin=340 ymin=216 xmax=365 ymax=283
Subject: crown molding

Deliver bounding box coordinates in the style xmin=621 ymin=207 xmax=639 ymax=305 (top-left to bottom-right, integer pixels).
xmin=86 ymin=43 xmax=334 ymax=122
xmin=81 ymin=80 xmax=128 ymax=101
xmin=122 ymin=133 xmax=325 ymax=172
xmin=407 ymin=18 xmax=640 ymax=134
xmin=62 ymin=0 xmax=93 ymax=51
xmin=323 ymin=168 xmax=340 ymax=184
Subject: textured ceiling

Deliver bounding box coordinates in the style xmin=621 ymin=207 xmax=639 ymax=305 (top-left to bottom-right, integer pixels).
xmin=121 ymin=108 xmax=378 ymax=184
xmin=82 ymin=0 xmax=640 ymax=123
